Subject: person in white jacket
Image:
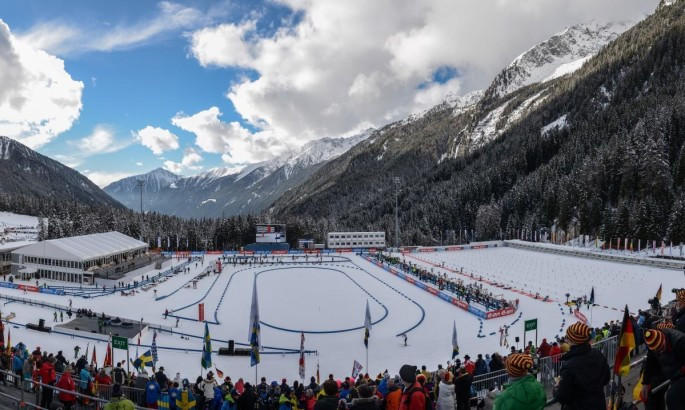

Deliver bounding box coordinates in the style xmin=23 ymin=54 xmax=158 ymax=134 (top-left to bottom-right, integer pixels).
xmin=436 ymin=372 xmax=457 ymax=410
xmin=200 ymin=371 xmax=219 ymax=401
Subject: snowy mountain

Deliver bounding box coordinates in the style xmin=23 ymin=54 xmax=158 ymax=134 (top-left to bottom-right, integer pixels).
xmin=103 ymin=168 xmax=182 ymax=211
xmin=0 ymin=136 xmax=124 ymax=208
xmin=104 ymin=132 xmax=371 ymax=217
xmin=484 ymin=21 xmax=634 ymax=101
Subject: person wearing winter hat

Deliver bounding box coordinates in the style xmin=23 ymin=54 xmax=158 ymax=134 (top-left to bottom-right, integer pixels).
xmin=640 ymin=328 xmax=685 ymax=410
xmin=104 ymin=383 xmax=136 ymax=410
xmin=398 ymin=365 xmax=425 ymax=410
xmin=435 ymin=371 xmax=455 ymax=410
xmin=673 ymin=289 xmax=685 ymax=332
xmin=313 ymin=379 xmax=339 ymax=410
xmin=552 ymin=322 xmax=610 ymax=410
xmin=492 ymin=353 xmax=545 ymax=410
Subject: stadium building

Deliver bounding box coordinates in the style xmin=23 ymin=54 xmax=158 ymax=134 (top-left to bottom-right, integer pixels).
xmin=327 ymin=232 xmax=386 ymax=249
xmin=11 ymin=231 xmax=149 ymax=284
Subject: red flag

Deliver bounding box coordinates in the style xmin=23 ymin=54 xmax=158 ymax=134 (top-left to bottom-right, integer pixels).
xmin=613 ymin=306 xmax=635 ymax=376
xmin=104 ymin=342 xmax=112 ymax=368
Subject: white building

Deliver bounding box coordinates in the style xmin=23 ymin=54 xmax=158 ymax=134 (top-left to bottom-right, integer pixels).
xmin=327 ymin=232 xmax=386 ymax=249
xmin=11 ymin=231 xmax=148 ymax=284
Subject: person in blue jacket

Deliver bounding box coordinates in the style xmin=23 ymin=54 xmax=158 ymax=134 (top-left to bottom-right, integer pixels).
xmin=11 ymin=348 xmax=24 ymax=388
xmin=169 ymin=381 xmax=181 ymax=410
xmin=146 ymin=375 xmax=161 ymax=408
xmin=211 ymin=385 xmax=223 ymax=409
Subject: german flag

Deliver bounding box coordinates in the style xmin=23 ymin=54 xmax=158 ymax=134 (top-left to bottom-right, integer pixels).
xmin=613 ymin=306 xmax=636 ymax=376
xmin=655 ymin=284 xmax=662 ymax=301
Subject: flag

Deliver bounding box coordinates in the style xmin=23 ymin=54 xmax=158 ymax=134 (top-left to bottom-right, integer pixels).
xmin=316 ymin=360 xmax=320 ymax=384
xmin=248 ymin=277 xmax=261 ymax=367
xmin=215 ymin=367 xmax=224 ymax=379
xmin=364 ymin=300 xmax=372 ymax=348
xmin=151 ymin=332 xmax=159 ymax=367
xmin=6 ymin=326 xmax=10 ymax=354
xmin=104 ymin=340 xmax=112 ymax=368
xmin=589 ymin=287 xmax=595 ymax=305
xmin=299 ymin=332 xmax=305 ymax=380
xmin=351 ymin=360 xmax=363 ymax=378
xmin=85 ymin=343 xmax=89 ymax=363
xmin=158 ymin=392 xmax=170 ymax=409
xmin=132 ymin=349 xmax=154 ymax=370
xmin=91 ymin=345 xmax=97 ymax=367
xmin=452 ymin=321 xmax=459 ymax=359
xmin=136 ymin=333 xmax=141 ymax=357
xmin=0 ymin=321 xmax=4 ymax=350
xmin=201 ymin=322 xmax=212 ymax=369
xmin=613 ymin=306 xmax=636 ymax=376
xmin=655 ymin=284 xmax=662 ymax=301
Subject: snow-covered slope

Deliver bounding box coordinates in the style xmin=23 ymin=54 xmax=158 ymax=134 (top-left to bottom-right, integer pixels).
xmin=103 ymin=167 xmax=181 ymax=207
xmin=485 ymin=21 xmax=634 ymax=100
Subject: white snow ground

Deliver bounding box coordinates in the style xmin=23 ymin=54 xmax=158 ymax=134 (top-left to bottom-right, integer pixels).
xmin=0 ymin=248 xmax=681 ymax=383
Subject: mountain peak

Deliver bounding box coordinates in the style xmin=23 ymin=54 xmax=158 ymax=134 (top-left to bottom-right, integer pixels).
xmin=484 ymin=20 xmax=634 ymax=100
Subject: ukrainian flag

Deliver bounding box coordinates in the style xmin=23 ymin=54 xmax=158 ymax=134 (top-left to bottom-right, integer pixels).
xmin=131 ymin=349 xmax=154 ymax=370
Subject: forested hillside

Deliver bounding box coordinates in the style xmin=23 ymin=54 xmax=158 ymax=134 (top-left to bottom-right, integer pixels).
xmin=274 ymin=1 xmax=685 ymax=245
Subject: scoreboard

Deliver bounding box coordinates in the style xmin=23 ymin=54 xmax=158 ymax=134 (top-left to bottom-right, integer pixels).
xmin=256 ymin=224 xmax=286 ymax=243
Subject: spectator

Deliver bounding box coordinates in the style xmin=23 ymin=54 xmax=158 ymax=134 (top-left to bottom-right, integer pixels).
xmin=453 ymin=368 xmax=472 ymax=410
xmin=537 ymin=339 xmax=551 ymax=358
xmin=146 ymin=375 xmax=161 ymax=409
xmin=155 ymin=366 xmax=169 ymax=390
xmin=112 ymin=362 xmax=127 ymax=385
xmin=552 ymin=322 xmax=610 ymax=410
xmin=39 ymin=356 xmax=57 ymax=409
xmin=56 ymin=365 xmax=77 ymax=410
xmin=381 ymin=377 xmax=401 ymax=410
xmin=350 ymin=383 xmax=380 ymax=410
xmin=435 ymin=372 xmax=456 ymax=410
xmin=237 ymin=383 xmax=257 ymax=410
xmin=314 ymin=379 xmax=340 ymax=410
xmin=105 ymin=383 xmax=136 ymax=410
xmin=176 ymin=379 xmax=197 ymax=410
xmin=303 ymin=389 xmax=317 ymax=410
xmin=399 ymin=365 xmax=425 ymax=410
xmin=641 ymin=328 xmax=685 ymax=409
xmin=474 ymin=354 xmax=487 ymax=376
xmin=492 ymin=353 xmax=545 ymax=410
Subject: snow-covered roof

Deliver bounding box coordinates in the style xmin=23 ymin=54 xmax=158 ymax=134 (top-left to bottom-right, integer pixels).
xmin=12 ymin=231 xmax=147 ymax=261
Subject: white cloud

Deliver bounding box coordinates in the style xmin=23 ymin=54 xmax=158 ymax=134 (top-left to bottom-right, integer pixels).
xmin=18 ymin=1 xmax=212 ymax=55
xmin=56 ymin=124 xmax=133 ymax=167
xmin=84 ymin=171 xmax=135 ymax=188
xmin=189 ymin=0 xmax=658 ymax=152
xmin=135 ymin=125 xmax=180 ymax=155
xmin=136 ymin=162 xmax=143 ymax=166
xmin=171 ymin=106 xmax=292 ymax=165
xmin=163 ymin=147 xmax=204 ymax=174
xmin=0 ymin=19 xmax=83 ymax=149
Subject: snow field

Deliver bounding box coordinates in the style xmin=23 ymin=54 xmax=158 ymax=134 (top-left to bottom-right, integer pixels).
xmin=0 ymin=248 xmax=681 ymax=384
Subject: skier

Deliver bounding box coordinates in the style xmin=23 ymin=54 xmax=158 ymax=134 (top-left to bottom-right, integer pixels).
xmin=73 ymin=346 xmax=80 ymax=360
xmin=165 ymin=309 xmax=169 ymax=319
xmin=60 ymin=311 xmax=63 ymax=322
xmin=53 ymin=311 xmax=57 ymax=322
xmin=403 ymin=334 xmax=408 ymax=346
xmin=175 ymin=318 xmax=180 ymax=328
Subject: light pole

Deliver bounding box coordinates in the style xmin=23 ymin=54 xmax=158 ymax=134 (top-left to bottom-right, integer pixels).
xmin=394 ymin=177 xmax=400 ymax=249
xmin=137 ymin=180 xmax=145 ymax=242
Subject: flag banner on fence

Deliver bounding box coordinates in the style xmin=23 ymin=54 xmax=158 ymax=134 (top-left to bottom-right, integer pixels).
xmin=248 ymin=277 xmax=261 ymax=367
xmin=451 ymin=321 xmax=459 ymax=359
xmin=613 ymin=306 xmax=636 ymax=377
xmin=351 ymin=360 xmax=363 ymax=379
xmin=299 ymin=332 xmax=305 ymax=380
xmin=364 ymin=300 xmax=372 ymax=348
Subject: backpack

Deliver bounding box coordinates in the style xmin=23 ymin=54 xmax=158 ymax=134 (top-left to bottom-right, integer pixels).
xmin=403 ymin=387 xmax=432 ymax=410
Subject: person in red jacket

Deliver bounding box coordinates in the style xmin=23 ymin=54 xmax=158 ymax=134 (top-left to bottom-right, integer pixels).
xmin=462 ymin=356 xmax=475 ymax=375
xmin=56 ymin=366 xmax=77 ymax=410
xmin=398 ymin=365 xmax=425 ymax=410
xmin=39 ymin=356 xmax=57 ymax=409
xmin=537 ymin=339 xmax=551 ymax=358
xmin=95 ymin=368 xmax=112 ymax=398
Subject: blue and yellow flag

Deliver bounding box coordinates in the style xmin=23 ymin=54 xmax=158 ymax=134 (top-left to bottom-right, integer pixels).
xmin=248 ymin=277 xmax=261 ymax=367
xmin=158 ymin=392 xmax=170 ymax=409
xmin=201 ymin=322 xmax=212 ymax=369
xmin=132 ymin=349 xmax=154 ymax=370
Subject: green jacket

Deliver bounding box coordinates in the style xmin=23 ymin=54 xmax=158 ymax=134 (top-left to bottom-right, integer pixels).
xmin=104 ymin=397 xmax=136 ymax=410
xmin=493 ymin=375 xmax=546 ymax=410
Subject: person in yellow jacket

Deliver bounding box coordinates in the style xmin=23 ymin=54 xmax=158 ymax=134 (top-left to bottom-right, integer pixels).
xmin=279 ymin=387 xmax=300 ymax=410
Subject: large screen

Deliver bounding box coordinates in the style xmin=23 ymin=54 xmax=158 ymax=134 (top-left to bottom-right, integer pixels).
xmin=256 ymin=224 xmax=286 ymax=243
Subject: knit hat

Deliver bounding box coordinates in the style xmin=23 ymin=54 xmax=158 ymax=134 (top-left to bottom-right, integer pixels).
xmin=505 ymin=353 xmax=533 ymax=378
xmin=644 ymin=329 xmax=666 ymax=352
xmin=656 ymin=322 xmax=674 ymax=330
xmin=399 ymin=364 xmax=417 ymax=384
xmin=677 ymin=289 xmax=685 ymax=303
xmin=566 ymin=322 xmax=591 ymax=344
xmin=443 ymin=372 xmax=452 ymax=383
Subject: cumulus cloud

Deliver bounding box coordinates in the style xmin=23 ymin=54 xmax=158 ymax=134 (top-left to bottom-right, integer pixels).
xmin=18 ymin=1 xmax=213 ymax=55
xmin=84 ymin=171 xmax=135 ymax=188
xmin=57 ymin=125 xmax=133 ymax=167
xmin=171 ymin=106 xmax=292 ymax=164
xmin=163 ymin=147 xmax=204 ymax=174
xmin=189 ymin=0 xmax=658 ymax=151
xmin=135 ymin=125 xmax=180 ymax=155
xmin=0 ymin=19 xmax=83 ymax=149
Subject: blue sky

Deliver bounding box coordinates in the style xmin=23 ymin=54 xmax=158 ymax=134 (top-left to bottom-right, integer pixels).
xmin=0 ymin=0 xmax=659 ymax=187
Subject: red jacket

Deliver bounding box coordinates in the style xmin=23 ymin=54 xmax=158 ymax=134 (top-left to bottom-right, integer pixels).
xmin=549 ymin=346 xmax=562 ymax=363
xmin=95 ymin=373 xmax=112 ymax=385
xmin=40 ymin=362 xmax=56 ymax=384
xmin=537 ymin=341 xmax=551 ymax=358
xmin=463 ymin=361 xmax=475 ymax=375
xmin=399 ymin=382 xmax=425 ymax=410
xmin=56 ymin=372 xmax=76 ymax=403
